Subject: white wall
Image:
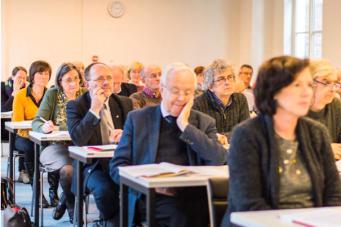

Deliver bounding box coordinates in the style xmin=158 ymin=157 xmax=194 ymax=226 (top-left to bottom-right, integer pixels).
xmin=1 ymin=0 xmax=340 ymax=83
xmin=1 ymin=0 xmax=241 ymax=82
xmin=323 ymin=0 xmax=341 ymax=67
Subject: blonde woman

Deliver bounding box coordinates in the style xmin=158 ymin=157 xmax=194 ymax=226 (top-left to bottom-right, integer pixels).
xmin=307 ymin=60 xmax=341 ymax=160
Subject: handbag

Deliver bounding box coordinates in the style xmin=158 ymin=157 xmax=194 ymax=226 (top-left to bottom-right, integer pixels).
xmin=1 ymin=177 xmax=14 ymax=210
xmin=1 ymin=177 xmax=33 ymax=227
xmin=3 ymin=205 xmax=32 ymax=227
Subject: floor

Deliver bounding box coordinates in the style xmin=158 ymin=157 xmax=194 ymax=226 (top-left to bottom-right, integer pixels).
xmin=1 ymin=142 xmax=99 ymax=226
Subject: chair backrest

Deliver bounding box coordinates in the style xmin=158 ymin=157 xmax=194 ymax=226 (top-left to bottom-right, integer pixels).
xmin=208 ymin=177 xmax=229 ymax=227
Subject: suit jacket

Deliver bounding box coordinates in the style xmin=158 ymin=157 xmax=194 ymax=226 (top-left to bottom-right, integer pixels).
xmin=118 ymin=83 xmax=138 ymax=97
xmin=1 ymin=80 xmax=14 ymax=112
xmin=66 ymin=91 xmax=133 ymax=190
xmin=109 ymin=105 xmax=227 ymax=227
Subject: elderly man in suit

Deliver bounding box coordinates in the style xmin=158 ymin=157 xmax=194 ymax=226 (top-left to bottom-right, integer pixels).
xmin=110 ymin=62 xmax=227 ymax=227
xmin=67 ymin=62 xmax=133 ymax=227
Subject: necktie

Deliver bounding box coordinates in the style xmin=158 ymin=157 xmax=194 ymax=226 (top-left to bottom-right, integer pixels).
xmin=165 ymin=115 xmax=177 ymax=124
xmin=100 ymin=103 xmax=115 ymax=144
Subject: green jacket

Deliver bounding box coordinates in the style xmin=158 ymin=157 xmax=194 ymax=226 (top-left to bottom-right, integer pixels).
xmin=32 ymin=87 xmax=87 ymax=133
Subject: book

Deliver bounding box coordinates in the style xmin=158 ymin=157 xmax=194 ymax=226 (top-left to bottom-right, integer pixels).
xmin=280 ymin=208 xmax=341 ymax=227
xmin=121 ymin=162 xmax=193 ymax=178
xmin=86 ymin=144 xmax=117 ymax=152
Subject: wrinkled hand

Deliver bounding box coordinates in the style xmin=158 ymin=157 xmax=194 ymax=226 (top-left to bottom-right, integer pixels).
xmin=331 ymin=143 xmax=341 ymax=160
xmin=42 ymin=120 xmax=57 ymax=133
xmin=155 ymin=187 xmax=177 ymax=196
xmin=216 ymin=133 xmax=228 ymax=146
xmin=90 ymin=87 xmax=107 ymax=114
xmin=109 ymin=129 xmax=123 ymax=144
xmin=176 ymin=99 xmax=193 ymax=132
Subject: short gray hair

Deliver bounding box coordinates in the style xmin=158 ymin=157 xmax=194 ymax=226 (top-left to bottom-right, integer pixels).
xmin=160 ymin=62 xmax=197 ymax=87
xmin=141 ymin=65 xmax=161 ymax=78
xmin=203 ymin=59 xmax=235 ymax=90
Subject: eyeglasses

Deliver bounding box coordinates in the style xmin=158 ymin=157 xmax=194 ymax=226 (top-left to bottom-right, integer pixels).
xmin=162 ymin=85 xmax=194 ymax=97
xmin=147 ymin=72 xmax=161 ymax=79
xmin=92 ymin=75 xmax=113 ymax=83
xmin=61 ymin=77 xmax=80 ymax=84
xmin=213 ymin=74 xmax=235 ymax=84
xmin=314 ymin=79 xmax=341 ymax=90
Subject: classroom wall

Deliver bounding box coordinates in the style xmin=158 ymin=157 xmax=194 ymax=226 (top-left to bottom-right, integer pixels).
xmin=323 ymin=0 xmax=341 ymax=67
xmin=1 ymin=0 xmax=241 ymax=82
xmin=1 ymin=0 xmax=340 ymax=83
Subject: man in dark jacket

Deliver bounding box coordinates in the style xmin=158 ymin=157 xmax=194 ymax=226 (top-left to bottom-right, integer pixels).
xmin=67 ymin=63 xmax=133 ymax=226
xmin=110 ymin=62 xmax=227 ymax=227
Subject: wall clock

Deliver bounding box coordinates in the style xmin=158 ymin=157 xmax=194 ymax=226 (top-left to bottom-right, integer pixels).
xmin=107 ymin=1 xmax=125 ymax=18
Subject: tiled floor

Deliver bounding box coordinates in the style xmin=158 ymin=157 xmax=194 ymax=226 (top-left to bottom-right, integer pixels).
xmin=1 ymin=142 xmax=99 ymax=226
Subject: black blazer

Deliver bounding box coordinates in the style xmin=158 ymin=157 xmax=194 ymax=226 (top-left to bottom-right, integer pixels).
xmin=118 ymin=83 xmax=137 ymax=97
xmin=66 ymin=91 xmax=133 ymax=189
xmin=1 ymin=81 xmax=14 ymax=112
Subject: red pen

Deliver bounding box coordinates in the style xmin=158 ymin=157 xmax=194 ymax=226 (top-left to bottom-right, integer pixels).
xmin=87 ymin=146 xmax=103 ymax=151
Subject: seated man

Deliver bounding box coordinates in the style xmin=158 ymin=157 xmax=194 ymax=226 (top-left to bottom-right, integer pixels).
xmin=129 ymin=65 xmax=162 ymax=109
xmin=67 ymin=62 xmax=133 ymax=226
xmin=111 ymin=65 xmax=137 ymax=97
xmin=110 ymin=62 xmax=227 ymax=227
xmin=237 ymin=64 xmax=255 ymax=112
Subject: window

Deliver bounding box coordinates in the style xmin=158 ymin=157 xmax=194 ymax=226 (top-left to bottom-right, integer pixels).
xmin=284 ymin=0 xmax=323 ymax=58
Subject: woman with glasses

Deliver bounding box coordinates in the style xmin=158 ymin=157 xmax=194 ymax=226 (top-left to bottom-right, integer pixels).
xmin=222 ymin=56 xmax=341 ymax=226
xmin=193 ymin=59 xmax=249 ymax=146
xmin=307 ymin=60 xmax=341 ymax=160
xmin=32 ymin=63 xmax=86 ymax=223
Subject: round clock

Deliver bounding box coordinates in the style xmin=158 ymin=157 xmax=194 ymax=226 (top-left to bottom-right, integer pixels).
xmin=107 ymin=1 xmax=125 ymax=18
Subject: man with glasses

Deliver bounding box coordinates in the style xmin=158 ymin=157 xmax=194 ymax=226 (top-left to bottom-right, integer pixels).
xmin=193 ymin=59 xmax=250 ymax=146
xmin=67 ymin=62 xmax=133 ymax=226
xmin=130 ymin=65 xmax=162 ymax=109
xmin=110 ymin=62 xmax=226 ymax=227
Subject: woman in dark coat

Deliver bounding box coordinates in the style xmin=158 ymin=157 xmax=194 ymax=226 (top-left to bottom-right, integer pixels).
xmin=222 ymin=56 xmax=341 ymax=226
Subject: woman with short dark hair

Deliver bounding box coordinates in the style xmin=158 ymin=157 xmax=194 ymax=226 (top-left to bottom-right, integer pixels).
xmin=13 ymin=60 xmax=52 ymax=207
xmin=1 ymin=66 xmax=28 ymax=183
xmin=222 ymin=56 xmax=341 ymax=226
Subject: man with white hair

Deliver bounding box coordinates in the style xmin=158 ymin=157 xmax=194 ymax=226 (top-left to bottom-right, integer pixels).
xmin=110 ymin=62 xmax=226 ymax=227
xmin=129 ymin=65 xmax=162 ymax=109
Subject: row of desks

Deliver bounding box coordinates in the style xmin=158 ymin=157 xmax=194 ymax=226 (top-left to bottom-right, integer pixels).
xmin=4 ymin=119 xmax=341 ymax=227
xmin=4 ymin=121 xmax=229 ymax=227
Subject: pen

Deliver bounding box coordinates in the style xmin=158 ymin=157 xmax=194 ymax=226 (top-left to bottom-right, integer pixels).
xmin=39 ymin=116 xmax=48 ymax=123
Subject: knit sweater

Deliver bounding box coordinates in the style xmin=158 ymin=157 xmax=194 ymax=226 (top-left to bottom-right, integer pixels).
xmin=307 ymin=98 xmax=341 ymax=143
xmin=192 ymin=91 xmax=250 ymax=134
xmin=129 ymin=90 xmax=161 ymax=109
xmin=12 ymin=85 xmax=46 ymax=137
xmin=222 ymin=114 xmax=341 ymax=226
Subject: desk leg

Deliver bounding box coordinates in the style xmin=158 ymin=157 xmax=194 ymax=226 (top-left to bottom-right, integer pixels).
xmin=8 ymin=132 xmax=15 ymax=202
xmin=75 ymin=160 xmax=84 ymax=227
xmin=120 ymin=182 xmax=128 ymax=227
xmin=34 ymin=143 xmax=40 ymax=226
xmin=146 ymin=188 xmax=156 ymax=227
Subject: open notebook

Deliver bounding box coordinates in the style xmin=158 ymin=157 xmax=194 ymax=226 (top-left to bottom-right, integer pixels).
xmin=121 ymin=162 xmax=192 ymax=178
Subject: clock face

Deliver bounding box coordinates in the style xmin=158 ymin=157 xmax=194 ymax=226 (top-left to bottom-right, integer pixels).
xmin=107 ymin=1 xmax=125 ymax=18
